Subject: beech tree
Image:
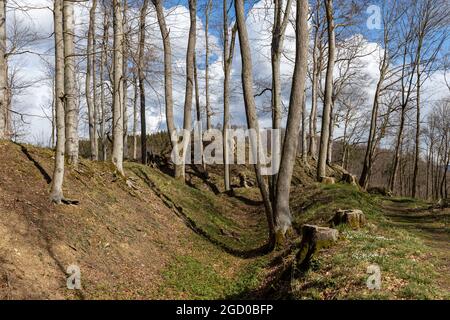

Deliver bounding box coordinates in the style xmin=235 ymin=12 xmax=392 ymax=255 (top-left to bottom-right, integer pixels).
xmin=0 ymin=0 xmax=6 ymax=140
xmin=111 ymin=0 xmax=125 ymax=175
xmin=50 ymin=0 xmax=66 ymax=204
xmin=63 ymin=0 xmax=79 ymax=166
xmin=274 ymin=0 xmax=309 ymax=242
xmin=317 ymin=0 xmax=335 ymax=181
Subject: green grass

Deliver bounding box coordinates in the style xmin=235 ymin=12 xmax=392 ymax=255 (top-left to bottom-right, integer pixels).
xmin=290 ymin=183 xmax=449 ymax=300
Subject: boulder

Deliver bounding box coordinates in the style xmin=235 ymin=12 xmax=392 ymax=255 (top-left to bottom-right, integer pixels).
xmin=321 ymin=177 xmax=336 ymax=185
xmin=330 ymin=209 xmax=366 ymax=229
xmin=296 ymin=224 xmax=339 ymax=269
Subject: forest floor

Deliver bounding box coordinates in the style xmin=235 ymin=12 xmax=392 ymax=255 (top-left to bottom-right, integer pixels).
xmin=381 ymin=199 xmax=450 ymax=292
xmin=0 ymin=140 xmax=448 ymax=300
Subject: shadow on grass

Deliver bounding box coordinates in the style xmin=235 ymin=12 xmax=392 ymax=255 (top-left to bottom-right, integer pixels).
xmin=131 ymin=167 xmax=271 ymax=259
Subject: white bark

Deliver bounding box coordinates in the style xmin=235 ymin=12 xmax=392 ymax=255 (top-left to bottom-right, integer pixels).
xmin=50 ymin=0 xmax=66 ymax=204
xmin=63 ymin=0 xmax=79 ymax=166
xmin=112 ymin=0 xmax=124 ymax=175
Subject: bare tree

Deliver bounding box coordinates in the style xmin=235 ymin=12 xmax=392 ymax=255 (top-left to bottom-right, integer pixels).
xmin=0 ymin=0 xmax=6 ymax=139
xmin=63 ymin=0 xmax=79 ymax=166
xmin=317 ymin=0 xmax=335 ymax=180
xmin=204 ymin=0 xmax=212 ymax=130
xmin=86 ymin=0 xmax=98 ymax=160
xmin=152 ymin=0 xmax=177 ymax=177
xmin=179 ymin=0 xmax=197 ymax=181
xmin=223 ymin=0 xmax=237 ymax=192
xmin=235 ymin=0 xmax=275 ymax=246
xmin=99 ymin=0 xmax=110 ymax=161
xmin=50 ymin=0 xmax=66 ymax=204
xmin=138 ymin=0 xmax=148 ymax=164
xmin=112 ymin=0 xmax=124 ymax=175
xmin=274 ymin=0 xmax=309 ymax=242
xmin=270 ymin=0 xmax=293 ymax=199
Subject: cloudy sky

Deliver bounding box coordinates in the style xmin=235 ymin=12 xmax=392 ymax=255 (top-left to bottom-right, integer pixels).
xmin=6 ymin=0 xmax=450 ymax=146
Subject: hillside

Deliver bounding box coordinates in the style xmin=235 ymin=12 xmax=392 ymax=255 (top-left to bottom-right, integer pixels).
xmin=0 ymin=141 xmax=448 ymax=300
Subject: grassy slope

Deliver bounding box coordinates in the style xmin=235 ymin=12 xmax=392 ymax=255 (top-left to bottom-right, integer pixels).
xmin=0 ymin=141 xmax=448 ymax=300
xmin=287 ymin=184 xmax=450 ymax=300
xmin=0 ymin=141 xmax=269 ymax=299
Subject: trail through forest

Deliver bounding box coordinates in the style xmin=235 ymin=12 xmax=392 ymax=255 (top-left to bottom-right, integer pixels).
xmin=382 ymin=200 xmax=450 ymax=291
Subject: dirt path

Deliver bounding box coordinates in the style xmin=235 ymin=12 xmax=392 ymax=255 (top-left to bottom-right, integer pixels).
xmin=381 ymin=200 xmax=450 ymax=292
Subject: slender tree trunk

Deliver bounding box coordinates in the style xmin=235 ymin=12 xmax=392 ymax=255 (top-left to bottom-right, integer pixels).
xmin=223 ymin=1 xmax=237 ymax=192
xmin=122 ymin=0 xmax=129 ymax=160
xmin=153 ymin=0 xmax=177 ymax=177
xmin=0 ymin=0 xmax=6 ymax=140
xmin=63 ymin=0 xmax=79 ymax=166
xmin=50 ymin=0 xmax=66 ymax=204
xmin=112 ymin=0 xmax=125 ymax=175
xmin=389 ymin=108 xmax=406 ymax=193
xmin=100 ymin=3 xmax=109 ymax=161
xmin=205 ymin=0 xmax=212 ymax=130
xmin=274 ymin=0 xmax=308 ymax=242
xmin=326 ymin=103 xmax=335 ymax=164
xmin=132 ymin=75 xmax=138 ymax=160
xmin=193 ymin=53 xmax=205 ymax=170
xmin=270 ymin=0 xmax=293 ymax=201
xmin=138 ymin=0 xmax=148 ymax=164
xmin=412 ymin=41 xmax=423 ymax=198
xmin=235 ymin=0 xmax=275 ymax=247
xmin=86 ymin=0 xmax=98 ymax=161
xmin=308 ymin=19 xmax=320 ymax=159
xmin=317 ymin=0 xmax=335 ymax=180
xmin=180 ymin=0 xmax=197 ymax=181
xmin=359 ymin=53 xmax=387 ymax=189
xmin=301 ymin=92 xmax=308 ymax=164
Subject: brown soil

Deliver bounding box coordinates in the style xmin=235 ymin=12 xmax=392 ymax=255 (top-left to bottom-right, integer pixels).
xmin=0 ymin=141 xmax=261 ymax=299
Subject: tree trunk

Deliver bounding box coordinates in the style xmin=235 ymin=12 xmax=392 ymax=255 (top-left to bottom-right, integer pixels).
xmin=270 ymin=0 xmax=293 ymax=201
xmin=112 ymin=0 xmax=125 ymax=175
xmin=359 ymin=54 xmax=387 ymax=189
xmin=274 ymin=0 xmax=309 ymax=242
xmin=153 ymin=0 xmax=177 ymax=177
xmin=193 ymin=53 xmax=205 ymax=169
xmin=412 ymin=40 xmax=423 ymax=198
xmin=50 ymin=0 xmax=66 ymax=204
xmin=308 ymin=6 xmax=321 ymax=159
xmin=138 ymin=0 xmax=148 ymax=165
xmin=99 ymin=4 xmax=109 ymax=161
xmin=63 ymin=0 xmax=79 ymax=166
xmin=205 ymin=0 xmax=212 ymax=130
xmin=122 ymin=0 xmax=129 ymax=160
xmin=132 ymin=75 xmax=138 ymax=160
xmin=235 ymin=0 xmax=275 ymax=247
xmin=301 ymin=92 xmax=308 ymax=164
xmin=0 ymin=0 xmax=6 ymax=140
xmin=86 ymin=0 xmax=98 ymax=161
xmin=223 ymin=0 xmax=237 ymax=192
xmin=317 ymin=0 xmax=335 ymax=180
xmin=180 ymin=0 xmax=197 ymax=181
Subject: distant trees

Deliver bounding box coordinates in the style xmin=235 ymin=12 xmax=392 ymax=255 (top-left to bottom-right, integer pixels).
xmin=0 ymin=0 xmax=446 ymax=221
